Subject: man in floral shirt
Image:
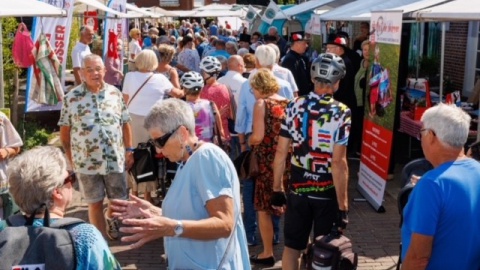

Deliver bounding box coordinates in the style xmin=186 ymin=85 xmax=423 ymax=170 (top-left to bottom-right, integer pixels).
xmin=59 ymin=54 xmax=133 ymax=240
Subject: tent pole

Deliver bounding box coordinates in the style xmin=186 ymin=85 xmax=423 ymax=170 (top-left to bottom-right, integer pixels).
xmin=439 ymin=21 xmax=445 ymax=102
xmin=0 ymin=20 xmax=4 ymax=108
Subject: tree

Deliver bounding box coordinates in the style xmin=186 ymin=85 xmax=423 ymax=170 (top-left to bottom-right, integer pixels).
xmin=1 ymin=17 xmax=19 ymax=108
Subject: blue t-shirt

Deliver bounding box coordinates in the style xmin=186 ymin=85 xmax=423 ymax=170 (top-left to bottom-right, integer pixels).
xmin=0 ymin=218 xmax=121 ymax=270
xmin=209 ymin=25 xmax=218 ymax=36
xmin=401 ymin=158 xmax=480 ymax=269
xmin=162 ymin=143 xmax=251 ymax=269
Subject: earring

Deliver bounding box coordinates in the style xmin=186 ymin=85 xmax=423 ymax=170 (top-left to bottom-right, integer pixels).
xmin=185 ymin=144 xmax=193 ymax=156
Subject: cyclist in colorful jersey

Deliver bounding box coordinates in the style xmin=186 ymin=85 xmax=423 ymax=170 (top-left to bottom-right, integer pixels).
xmin=271 ymin=53 xmax=351 ymax=269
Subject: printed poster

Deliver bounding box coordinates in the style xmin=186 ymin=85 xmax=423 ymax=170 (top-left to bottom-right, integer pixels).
xmin=357 ymin=11 xmax=403 ymax=211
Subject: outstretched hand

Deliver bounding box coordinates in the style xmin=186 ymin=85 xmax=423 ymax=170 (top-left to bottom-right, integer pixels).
xmin=110 ymin=194 xmax=161 ymax=220
xmin=119 ymin=215 xmax=175 ymax=249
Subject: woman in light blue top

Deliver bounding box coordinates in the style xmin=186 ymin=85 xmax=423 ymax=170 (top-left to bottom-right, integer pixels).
xmin=111 ymin=98 xmax=250 ymax=269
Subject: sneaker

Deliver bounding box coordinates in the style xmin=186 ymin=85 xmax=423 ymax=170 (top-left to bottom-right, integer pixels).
xmin=104 ymin=209 xmax=119 ymax=240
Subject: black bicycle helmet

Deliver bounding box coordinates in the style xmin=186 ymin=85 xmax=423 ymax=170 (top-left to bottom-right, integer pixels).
xmin=310 ymin=53 xmax=346 ymax=84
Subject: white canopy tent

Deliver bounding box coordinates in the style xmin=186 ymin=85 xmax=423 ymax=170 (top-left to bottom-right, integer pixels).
xmin=125 ymin=3 xmax=160 ymax=19
xmin=142 ymin=6 xmax=177 ymax=17
xmin=0 ymin=0 xmax=66 ymax=17
xmin=272 ymin=0 xmax=349 ymax=20
xmin=412 ymin=0 xmax=480 ymax=21
xmin=412 ymin=0 xmax=480 ymax=140
xmin=353 ymin=0 xmax=449 ymax=20
xmin=74 ymin=0 xmax=135 ymax=18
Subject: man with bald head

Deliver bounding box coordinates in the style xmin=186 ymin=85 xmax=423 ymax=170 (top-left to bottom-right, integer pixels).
xmin=72 ymin=25 xmax=94 ymax=85
xmin=218 ymin=55 xmax=247 ymax=159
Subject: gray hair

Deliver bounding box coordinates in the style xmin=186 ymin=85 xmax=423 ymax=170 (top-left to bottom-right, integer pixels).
xmin=268 ymin=26 xmax=278 ymax=35
xmin=144 ymin=99 xmax=196 ymax=137
xmin=267 ymin=43 xmax=281 ymax=62
xmin=216 ymin=55 xmax=228 ymax=65
xmin=255 ymin=45 xmax=276 ymax=68
xmin=237 ymin=48 xmax=249 ymax=57
xmin=8 ymin=146 xmax=67 ymax=215
xmin=226 ymin=41 xmax=238 ymax=52
xmin=81 ymin=54 xmax=104 ymax=68
xmin=421 ymin=103 xmax=471 ymax=148
xmin=135 ymin=50 xmax=159 ymax=71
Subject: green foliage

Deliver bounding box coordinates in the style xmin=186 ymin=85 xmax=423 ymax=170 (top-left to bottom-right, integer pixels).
xmin=22 ymin=121 xmax=54 ymax=150
xmin=67 ymin=17 xmax=81 ymax=69
xmin=1 ymin=18 xmax=19 ymax=106
xmin=419 ymin=55 xmax=439 ymax=78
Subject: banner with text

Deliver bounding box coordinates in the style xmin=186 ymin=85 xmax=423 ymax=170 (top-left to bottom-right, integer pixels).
xmin=103 ymin=0 xmax=127 ymax=61
xmin=357 ymin=11 xmax=403 ymax=211
xmin=25 ymin=0 xmax=74 ymax=112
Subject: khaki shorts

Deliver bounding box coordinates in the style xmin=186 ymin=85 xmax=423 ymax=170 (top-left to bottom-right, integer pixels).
xmin=77 ymin=172 xmax=128 ymax=204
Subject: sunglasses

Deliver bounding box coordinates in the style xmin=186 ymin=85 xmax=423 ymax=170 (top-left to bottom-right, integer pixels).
xmin=63 ymin=171 xmax=76 ymax=186
xmin=150 ymin=126 xmax=180 ymax=149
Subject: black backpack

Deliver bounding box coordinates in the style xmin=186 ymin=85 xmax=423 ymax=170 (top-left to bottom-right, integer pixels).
xmin=131 ymin=141 xmax=159 ymax=183
xmin=0 ymin=208 xmax=84 ymax=270
xmin=306 ymin=230 xmax=358 ymax=270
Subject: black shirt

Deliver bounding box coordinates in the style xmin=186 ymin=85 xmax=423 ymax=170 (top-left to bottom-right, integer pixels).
xmin=281 ymin=50 xmax=313 ymax=96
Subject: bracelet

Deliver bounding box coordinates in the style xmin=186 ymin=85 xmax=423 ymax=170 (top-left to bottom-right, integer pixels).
xmin=125 ymin=147 xmax=135 ymax=152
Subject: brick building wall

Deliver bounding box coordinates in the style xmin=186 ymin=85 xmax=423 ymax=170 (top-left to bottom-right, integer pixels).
xmin=444 ymin=22 xmax=469 ymax=91
xmin=205 ymin=0 xmax=236 ymax=5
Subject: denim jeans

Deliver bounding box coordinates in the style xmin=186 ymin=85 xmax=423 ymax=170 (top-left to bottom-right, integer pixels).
xmin=229 ymin=135 xmax=241 ymax=161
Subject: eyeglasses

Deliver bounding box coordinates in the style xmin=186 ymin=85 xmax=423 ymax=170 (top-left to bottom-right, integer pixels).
xmin=150 ymin=126 xmax=180 ymax=149
xmin=63 ymin=171 xmax=76 ymax=186
xmin=417 ymin=128 xmax=435 ymax=140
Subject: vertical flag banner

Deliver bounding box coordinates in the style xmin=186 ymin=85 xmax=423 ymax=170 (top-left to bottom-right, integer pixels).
xmin=261 ymin=0 xmax=282 ymax=25
xmin=357 ymin=11 xmax=403 ymax=211
xmin=25 ymin=0 xmax=74 ymax=112
xmin=84 ymin=11 xmax=99 ymax=32
xmin=245 ymin=5 xmax=258 ymax=23
xmin=103 ymin=0 xmax=127 ymax=61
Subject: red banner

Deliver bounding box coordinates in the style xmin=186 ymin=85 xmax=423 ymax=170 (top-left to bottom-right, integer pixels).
xmin=360 ymin=120 xmax=393 ymax=179
xmin=84 ymin=11 xmax=98 ymax=32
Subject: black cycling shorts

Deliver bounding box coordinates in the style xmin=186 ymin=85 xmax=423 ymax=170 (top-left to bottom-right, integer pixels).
xmin=283 ymin=192 xmax=338 ymax=250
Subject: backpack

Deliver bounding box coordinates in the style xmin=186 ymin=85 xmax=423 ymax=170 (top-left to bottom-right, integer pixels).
xmin=131 ymin=141 xmax=158 ymax=183
xmin=0 ymin=213 xmax=84 ymax=270
xmin=12 ymin=22 xmax=35 ymax=68
xmin=306 ymin=230 xmax=358 ymax=270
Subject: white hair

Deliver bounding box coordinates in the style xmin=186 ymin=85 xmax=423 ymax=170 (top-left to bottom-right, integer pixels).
xmin=255 ymin=45 xmax=276 ymax=68
xmin=237 ymin=48 xmax=249 ymax=57
xmin=267 ymin=43 xmax=280 ymax=62
xmin=144 ymin=99 xmax=196 ymax=137
xmin=81 ymin=54 xmax=103 ymax=68
xmin=421 ymin=103 xmax=471 ymax=148
xmin=268 ymin=26 xmax=278 ymax=35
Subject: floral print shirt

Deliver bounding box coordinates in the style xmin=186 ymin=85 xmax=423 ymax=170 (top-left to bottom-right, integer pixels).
xmin=178 ymin=49 xmax=200 ymax=73
xmin=58 ymin=83 xmax=131 ymax=175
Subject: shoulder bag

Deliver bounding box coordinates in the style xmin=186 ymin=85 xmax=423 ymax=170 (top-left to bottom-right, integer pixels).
xmin=127 ymin=73 xmax=154 ymax=107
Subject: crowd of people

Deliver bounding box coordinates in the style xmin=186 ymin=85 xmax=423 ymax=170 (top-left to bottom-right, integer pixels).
xmin=0 ymin=18 xmax=479 ymax=270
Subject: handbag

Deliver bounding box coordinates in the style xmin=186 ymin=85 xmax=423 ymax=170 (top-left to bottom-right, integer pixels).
xmin=130 ymin=142 xmax=158 ymax=183
xmin=210 ymin=101 xmax=231 ymax=154
xmin=12 ymin=22 xmax=34 ymax=68
xmin=306 ymin=230 xmax=358 ymax=270
xmin=127 ymin=74 xmax=154 ymax=107
xmin=233 ymin=149 xmax=259 ymax=180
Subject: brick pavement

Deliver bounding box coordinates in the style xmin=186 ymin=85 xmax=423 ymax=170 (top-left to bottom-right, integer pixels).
xmin=65 ymin=159 xmax=404 ymax=270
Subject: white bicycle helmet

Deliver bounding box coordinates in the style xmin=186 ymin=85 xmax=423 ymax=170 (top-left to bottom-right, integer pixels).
xmin=199 ymin=56 xmax=222 ymax=74
xmin=310 ymin=53 xmax=346 ymax=84
xmin=180 ymin=71 xmax=204 ymax=91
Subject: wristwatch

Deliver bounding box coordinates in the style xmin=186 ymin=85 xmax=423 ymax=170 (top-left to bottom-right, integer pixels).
xmin=174 ymin=220 xmax=184 ymax=237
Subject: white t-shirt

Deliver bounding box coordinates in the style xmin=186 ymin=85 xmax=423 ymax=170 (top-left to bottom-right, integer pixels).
xmin=71 ymin=42 xmax=91 ymax=68
xmin=123 ymin=72 xmax=173 ymax=116
xmin=217 ymin=70 xmax=246 ymax=108
xmin=128 ymin=40 xmax=142 ymax=62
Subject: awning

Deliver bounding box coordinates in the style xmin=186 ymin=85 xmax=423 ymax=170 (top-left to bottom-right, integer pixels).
xmin=75 ymin=0 xmax=135 ymax=18
xmin=142 ymin=6 xmax=177 ymax=17
xmin=412 ymin=0 xmax=480 ymax=21
xmin=0 ymin=0 xmax=67 ymax=17
xmin=190 ymin=9 xmax=245 ymax=18
xmin=126 ymin=3 xmax=160 ymax=18
xmin=354 ymin=0 xmax=450 ymax=20
xmin=273 ymin=0 xmax=336 ymax=20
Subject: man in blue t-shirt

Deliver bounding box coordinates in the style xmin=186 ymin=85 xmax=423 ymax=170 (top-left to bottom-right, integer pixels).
xmin=401 ymin=103 xmax=480 ymax=270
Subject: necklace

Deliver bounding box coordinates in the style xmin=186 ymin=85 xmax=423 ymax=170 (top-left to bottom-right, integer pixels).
xmin=177 ymin=142 xmax=199 ymax=169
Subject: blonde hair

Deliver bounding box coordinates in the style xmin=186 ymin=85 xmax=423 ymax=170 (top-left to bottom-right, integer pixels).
xmin=135 ymin=50 xmax=159 ymax=71
xmin=250 ymin=68 xmax=280 ymax=96
xmin=157 ymin=44 xmax=176 ymax=63
xmin=129 ymin=28 xmax=140 ymax=38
